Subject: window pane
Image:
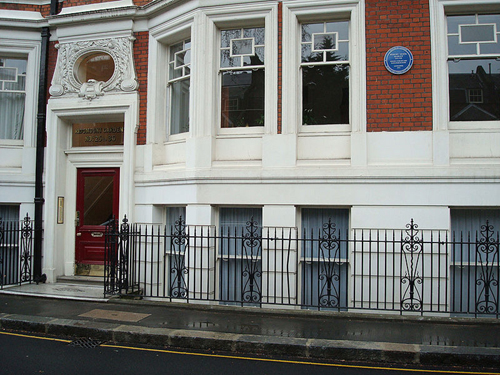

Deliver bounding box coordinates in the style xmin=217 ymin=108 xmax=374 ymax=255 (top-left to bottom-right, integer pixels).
xmin=75 ymin=52 xmax=115 ymax=83
xmin=221 ymin=29 xmax=241 ymax=48
xmin=169 ymin=61 xmax=182 ymax=80
xmin=302 ymin=23 xmax=323 ymax=43
xmin=221 ymin=70 xmax=265 ymax=128
xmin=0 ymin=67 xmax=16 ymax=81
xmin=166 ymin=207 xmax=186 ymax=229
xmin=301 ymin=208 xmax=349 ymax=309
xmin=175 ymin=49 xmax=189 ymax=68
xmin=335 ymin=41 xmax=349 ymax=61
xmin=301 ymin=43 xmax=313 ymax=62
xmin=220 ymin=50 xmax=240 ymax=68
xmin=168 ymin=39 xmax=190 ymax=135
xmin=313 ymin=33 xmax=337 ymax=51
xmin=478 ymin=14 xmax=500 ymax=30
xmin=231 ymin=38 xmax=253 ymax=56
xmin=220 ymin=207 xmax=261 ymax=228
xmin=5 ymin=75 xmax=25 ymax=91
xmin=169 ymin=41 xmax=184 ymax=61
xmin=460 ymin=24 xmax=496 ymax=43
xmin=242 ymin=46 xmax=264 ymax=66
xmin=243 ymin=27 xmax=265 ymax=45
xmin=448 ymin=35 xmax=477 ymax=55
xmin=170 ymin=78 xmax=190 ymax=135
xmin=302 ymin=65 xmax=349 ymax=125
xmin=447 ymin=15 xmax=475 ymax=34
xmin=83 ymin=175 xmax=114 ymax=226
xmin=219 ymin=207 xmax=262 ymax=304
xmin=448 ymin=59 xmax=500 ymax=121
xmin=326 ymin=21 xmax=349 ymax=40
xmin=480 ymin=40 xmax=500 ymax=55
xmin=0 ymin=205 xmax=19 ymax=222
xmin=0 ymin=92 xmax=25 ymax=139
xmin=450 ymin=209 xmax=500 ymax=314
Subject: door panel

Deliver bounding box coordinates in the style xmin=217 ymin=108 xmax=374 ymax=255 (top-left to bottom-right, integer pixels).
xmin=76 ymin=168 xmax=119 ymax=265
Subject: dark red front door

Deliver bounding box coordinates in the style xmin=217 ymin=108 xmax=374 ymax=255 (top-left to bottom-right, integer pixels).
xmin=76 ymin=168 xmax=120 ymax=265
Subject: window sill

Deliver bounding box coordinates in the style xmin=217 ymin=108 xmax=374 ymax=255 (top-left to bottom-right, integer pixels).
xmin=217 ymin=126 xmax=265 ymax=137
xmin=0 ymin=140 xmax=24 ymax=148
xmin=299 ymin=123 xmax=351 ymax=135
xmin=448 ymin=120 xmax=500 ymax=132
xmin=166 ymin=132 xmax=188 ymax=144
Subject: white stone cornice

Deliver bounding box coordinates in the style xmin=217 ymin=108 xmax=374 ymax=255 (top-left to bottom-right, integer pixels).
xmin=0 ymin=9 xmax=47 ymax=28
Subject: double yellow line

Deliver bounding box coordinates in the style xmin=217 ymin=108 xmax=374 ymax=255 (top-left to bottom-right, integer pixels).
xmin=1 ymin=330 xmax=498 ymax=375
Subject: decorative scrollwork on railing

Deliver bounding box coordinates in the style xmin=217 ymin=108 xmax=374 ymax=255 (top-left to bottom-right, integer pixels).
xmin=241 ymin=217 xmax=262 ymax=304
xmin=20 ymin=214 xmax=33 ymax=283
xmin=104 ymin=217 xmax=120 ymax=296
xmin=119 ymin=216 xmax=130 ymax=291
xmin=475 ymin=221 xmax=499 ymax=314
xmin=170 ymin=216 xmax=188 ymax=299
xmin=401 ymin=219 xmax=423 ymax=311
xmin=318 ymin=219 xmax=342 ymax=308
xmin=119 ymin=215 xmax=129 ymax=242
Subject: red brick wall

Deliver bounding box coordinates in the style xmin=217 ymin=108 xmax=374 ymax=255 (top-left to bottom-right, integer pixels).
xmin=365 ymin=0 xmax=432 ymax=132
xmin=59 ymin=0 xmax=152 ymax=9
xmin=61 ymin=0 xmax=118 ymax=8
xmin=134 ymin=31 xmax=149 ymax=145
xmin=133 ymin=0 xmax=151 ymax=6
xmin=0 ymin=3 xmax=51 ymax=17
xmin=46 ymin=41 xmax=58 ymax=104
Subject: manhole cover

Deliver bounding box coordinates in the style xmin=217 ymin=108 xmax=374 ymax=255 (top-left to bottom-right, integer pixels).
xmin=68 ymin=337 xmax=104 ymax=348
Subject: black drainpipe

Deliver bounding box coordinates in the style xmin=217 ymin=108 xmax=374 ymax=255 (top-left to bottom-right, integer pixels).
xmin=33 ymin=0 xmax=58 ymax=283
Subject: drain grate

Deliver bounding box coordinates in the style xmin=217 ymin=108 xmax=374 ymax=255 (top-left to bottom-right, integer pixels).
xmin=68 ymin=337 xmax=104 ymax=349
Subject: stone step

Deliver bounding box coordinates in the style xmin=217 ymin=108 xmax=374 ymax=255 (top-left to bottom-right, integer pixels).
xmin=56 ymin=275 xmax=104 ymax=287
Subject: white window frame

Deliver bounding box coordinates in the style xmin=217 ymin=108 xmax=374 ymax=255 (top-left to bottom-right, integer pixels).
xmin=431 ymin=0 xmax=500 ymax=131
xmin=205 ymin=4 xmax=278 ymax=137
xmin=281 ymin=0 xmax=365 ymax=135
xmin=149 ymin=19 xmax=193 ymax=144
xmin=0 ymin=38 xmax=39 ymax=147
xmin=219 ymin=26 xmax=266 ymax=130
xmin=300 ymin=21 xmax=350 ymax=127
xmin=167 ymin=38 xmax=191 ymax=136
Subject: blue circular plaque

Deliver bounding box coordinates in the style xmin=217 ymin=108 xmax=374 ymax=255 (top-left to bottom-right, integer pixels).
xmin=384 ymin=46 xmax=413 ymax=75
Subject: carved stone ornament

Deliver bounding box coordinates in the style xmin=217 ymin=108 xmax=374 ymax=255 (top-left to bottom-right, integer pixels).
xmin=49 ymin=36 xmax=138 ymax=100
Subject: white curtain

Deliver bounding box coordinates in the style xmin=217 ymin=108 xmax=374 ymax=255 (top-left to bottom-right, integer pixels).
xmin=450 ymin=209 xmax=500 ymax=314
xmin=0 ymin=205 xmax=20 ymax=222
xmin=169 ymin=79 xmax=190 ymax=135
xmin=0 ymin=92 xmax=24 ymax=140
xmin=301 ymin=208 xmax=349 ymax=309
xmin=219 ymin=207 xmax=262 ymax=303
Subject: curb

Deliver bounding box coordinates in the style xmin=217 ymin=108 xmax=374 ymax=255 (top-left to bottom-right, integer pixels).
xmin=1 ymin=313 xmax=500 ymax=367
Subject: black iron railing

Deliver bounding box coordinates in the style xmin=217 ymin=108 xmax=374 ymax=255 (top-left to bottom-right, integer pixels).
xmin=105 ymin=216 xmax=499 ymax=317
xmin=0 ymin=214 xmax=35 ymax=288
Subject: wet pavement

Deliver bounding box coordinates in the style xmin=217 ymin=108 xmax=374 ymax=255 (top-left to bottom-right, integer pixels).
xmin=1 ymin=282 xmax=500 ymax=366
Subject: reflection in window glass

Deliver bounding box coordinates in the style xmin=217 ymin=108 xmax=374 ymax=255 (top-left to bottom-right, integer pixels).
xmin=448 ymin=59 xmax=500 ymax=121
xmin=447 ymin=13 xmax=500 ymax=122
xmin=301 ymin=21 xmax=349 ymax=125
xmin=75 ymin=52 xmax=115 ymax=83
xmin=221 ymin=70 xmax=265 ymax=128
xmin=220 ymin=27 xmax=265 ymax=128
xmin=83 ymin=176 xmax=114 ymax=226
xmin=168 ymin=39 xmax=191 ymax=135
